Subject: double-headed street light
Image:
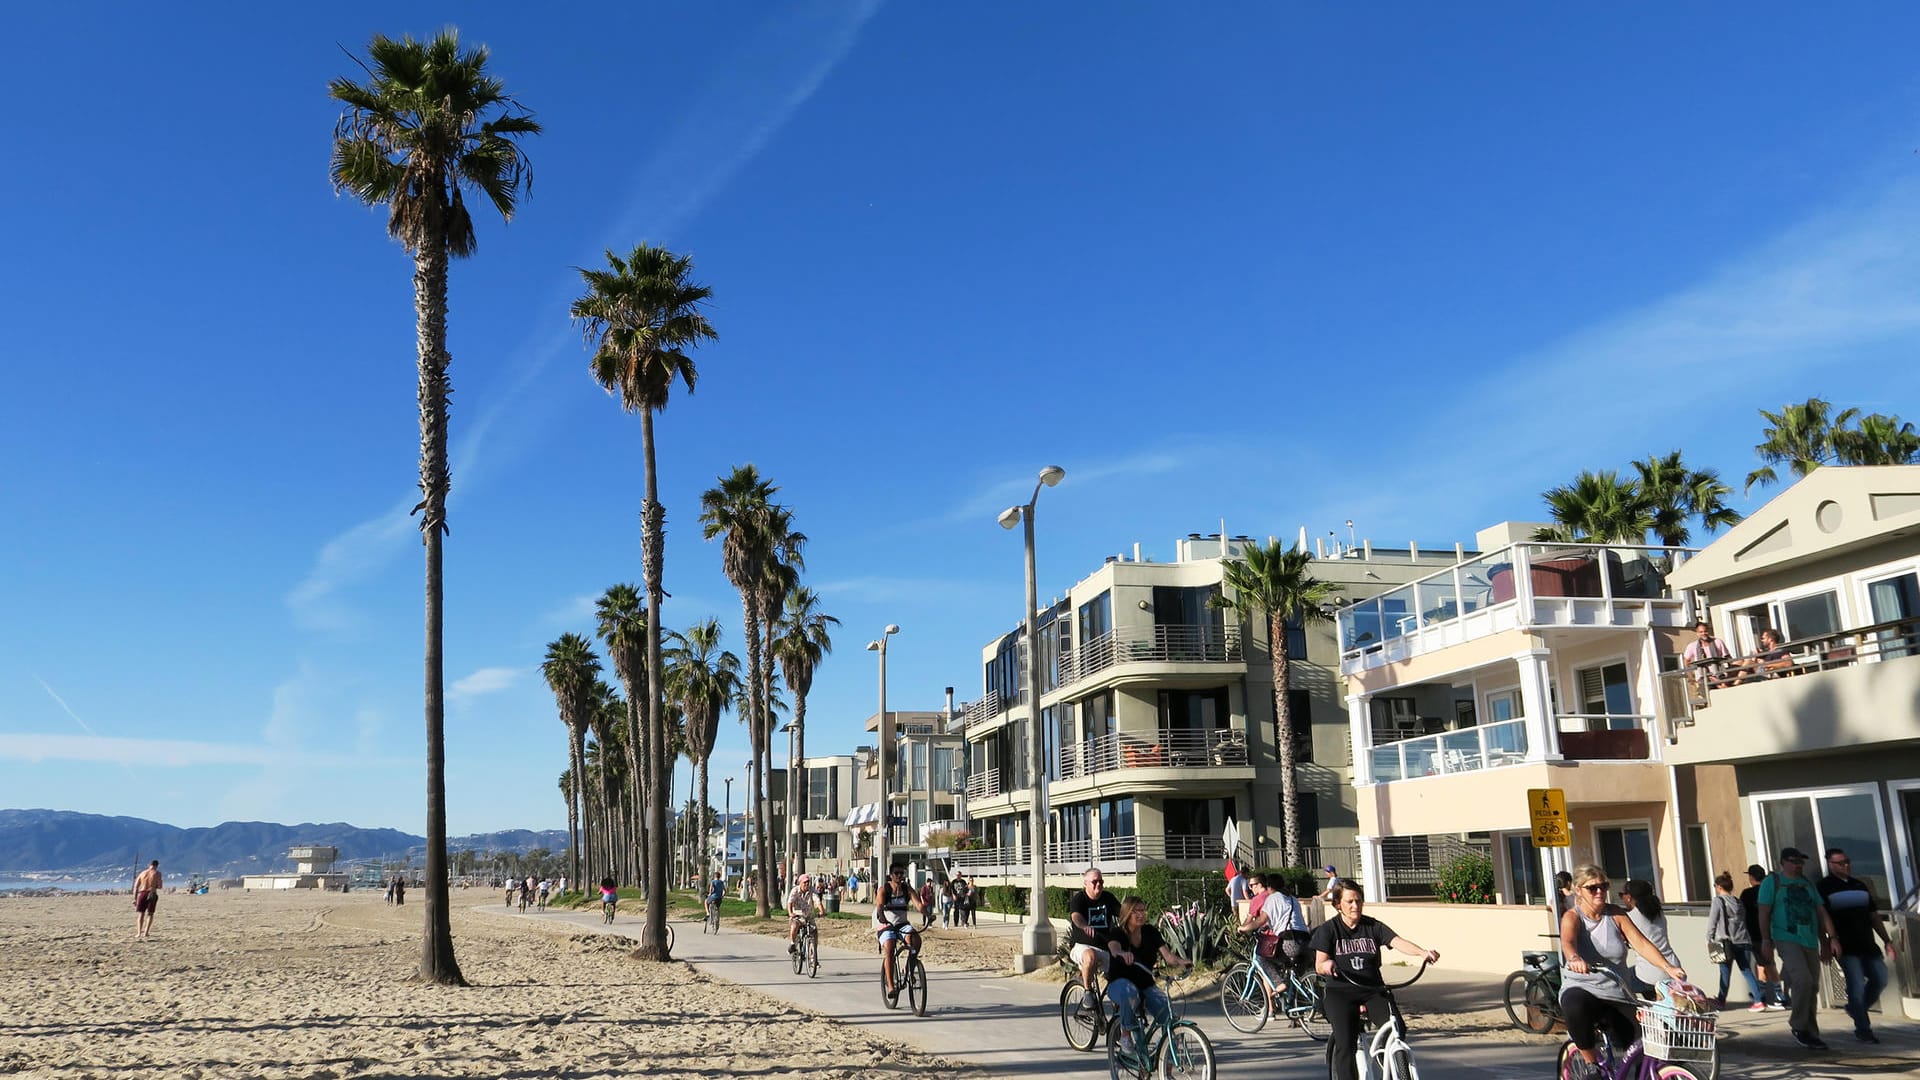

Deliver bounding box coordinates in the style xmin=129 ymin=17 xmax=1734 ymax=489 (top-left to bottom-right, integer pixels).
xmin=865 ymin=624 xmax=901 ymax=881
xmin=999 ymin=464 xmax=1065 ymax=966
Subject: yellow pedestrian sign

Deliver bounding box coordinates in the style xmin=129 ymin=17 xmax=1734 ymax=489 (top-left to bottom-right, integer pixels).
xmin=1529 ymin=788 xmax=1569 ymax=848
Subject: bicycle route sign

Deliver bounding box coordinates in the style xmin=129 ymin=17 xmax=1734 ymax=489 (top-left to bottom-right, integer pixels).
xmin=1528 ymin=788 xmax=1570 ymax=848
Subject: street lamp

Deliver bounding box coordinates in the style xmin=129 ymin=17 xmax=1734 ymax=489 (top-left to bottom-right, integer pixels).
xmin=999 ymin=464 xmax=1065 ymax=965
xmin=866 ymin=624 xmax=901 ymax=880
xmin=780 ymin=720 xmax=799 ymax=887
xmin=721 ymin=775 xmax=733 ymax=884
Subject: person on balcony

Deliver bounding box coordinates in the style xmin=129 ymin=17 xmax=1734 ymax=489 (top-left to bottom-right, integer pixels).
xmin=1683 ymin=621 xmax=1736 ymax=689
xmin=1741 ymin=627 xmax=1797 ymax=680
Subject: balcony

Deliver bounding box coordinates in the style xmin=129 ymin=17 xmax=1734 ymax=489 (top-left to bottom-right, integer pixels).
xmin=1060 ymin=728 xmax=1249 ymax=779
xmin=965 ymin=766 xmax=1003 ymax=801
xmin=1339 ymin=543 xmax=1695 ymax=676
xmin=1365 ymin=713 xmax=1657 ymax=784
xmin=963 ymin=689 xmax=1020 ymax=734
xmin=948 ymin=832 xmax=1226 ymax=876
xmin=1058 ymin=624 xmax=1243 ymax=690
xmin=1663 ymin=615 xmax=1920 ymax=766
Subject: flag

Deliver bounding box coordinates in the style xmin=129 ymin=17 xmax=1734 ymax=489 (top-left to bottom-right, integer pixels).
xmin=1221 ymin=818 xmax=1240 ymax=876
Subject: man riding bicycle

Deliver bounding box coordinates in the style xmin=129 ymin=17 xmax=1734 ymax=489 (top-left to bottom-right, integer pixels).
xmin=788 ymin=872 xmax=820 ymax=954
xmin=874 ymin=866 xmax=923 ymax=1000
xmin=705 ymin=874 xmax=726 ymax=920
xmin=1069 ymin=866 xmax=1122 ymax=993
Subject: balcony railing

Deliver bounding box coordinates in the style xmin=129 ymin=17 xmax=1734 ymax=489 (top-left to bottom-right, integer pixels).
xmin=965 ymin=766 xmax=1002 ymax=801
xmin=1058 ymin=624 xmax=1243 ymax=689
xmin=948 ymin=832 xmax=1225 ymax=872
xmin=963 ymin=690 xmax=1007 ymax=730
xmin=1674 ymin=615 xmax=1920 ymax=710
xmin=1339 ymin=543 xmax=1695 ymax=672
xmin=1368 ymin=717 xmax=1531 ymax=783
xmin=1059 ymin=728 xmax=1249 ymax=780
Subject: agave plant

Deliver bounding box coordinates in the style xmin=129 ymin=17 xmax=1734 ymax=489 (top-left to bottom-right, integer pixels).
xmin=1158 ymin=902 xmax=1218 ymax=965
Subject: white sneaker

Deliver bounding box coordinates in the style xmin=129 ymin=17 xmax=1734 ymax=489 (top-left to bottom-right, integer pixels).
xmin=1766 ymin=1002 xmax=1786 ymax=1011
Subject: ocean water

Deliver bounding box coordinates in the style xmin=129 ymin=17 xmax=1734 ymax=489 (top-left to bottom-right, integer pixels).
xmin=0 ymin=878 xmax=130 ymax=892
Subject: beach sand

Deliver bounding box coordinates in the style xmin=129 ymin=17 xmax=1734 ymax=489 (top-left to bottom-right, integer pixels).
xmin=0 ymin=889 xmax=965 ymax=1079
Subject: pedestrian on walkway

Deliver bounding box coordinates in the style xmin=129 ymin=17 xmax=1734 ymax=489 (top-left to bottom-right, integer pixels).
xmin=1756 ymin=847 xmax=1836 ymax=1051
xmin=1739 ymin=864 xmax=1786 ymax=1009
xmin=1706 ymin=871 xmax=1765 ymax=1010
xmin=1818 ymin=847 xmax=1898 ymax=1044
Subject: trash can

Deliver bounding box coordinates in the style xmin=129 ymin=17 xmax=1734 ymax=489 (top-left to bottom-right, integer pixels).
xmin=826 ymin=893 xmax=841 ymax=913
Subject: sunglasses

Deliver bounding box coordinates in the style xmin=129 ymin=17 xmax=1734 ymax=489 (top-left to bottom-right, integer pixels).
xmin=1087 ymin=879 xmax=1104 ymax=886
xmin=1581 ymin=883 xmax=1610 ymax=894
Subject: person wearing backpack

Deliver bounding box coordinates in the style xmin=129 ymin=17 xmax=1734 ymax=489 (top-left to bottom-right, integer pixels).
xmin=1755 ymin=847 xmax=1837 ymax=1051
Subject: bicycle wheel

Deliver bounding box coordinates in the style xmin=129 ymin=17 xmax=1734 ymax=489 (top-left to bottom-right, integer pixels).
xmin=905 ymin=956 xmax=928 ymax=1017
xmin=792 ymin=933 xmax=806 ymax=975
xmin=1106 ymin=1017 xmax=1146 ymax=1080
xmin=1289 ymin=975 xmax=1328 ymax=1042
xmin=1161 ymin=1020 xmax=1216 ymax=1080
xmin=1062 ymin=980 xmax=1103 ymax=1050
xmin=1555 ymin=1042 xmax=1582 ymax=1080
xmin=1504 ymin=971 xmax=1556 ymax=1034
xmin=1652 ymin=1068 xmax=1702 ymax=1080
xmin=1385 ymin=1046 xmax=1415 ymax=1080
xmin=1219 ymin=963 xmax=1268 ymax=1034
xmin=806 ymin=931 xmax=819 ymax=979
xmin=664 ymin=923 xmax=674 ymax=952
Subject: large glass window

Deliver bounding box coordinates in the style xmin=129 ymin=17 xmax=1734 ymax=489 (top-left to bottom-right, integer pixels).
xmin=933 ymin=747 xmax=957 ymax=793
xmin=1781 ymin=590 xmax=1842 ymax=641
xmin=1164 ymin=797 xmax=1231 ymax=838
xmin=1159 ymin=687 xmax=1229 ymax=730
xmin=1078 ymin=590 xmax=1112 ymax=644
xmin=1757 ymin=789 xmax=1890 ymax=902
xmin=807 ymin=768 xmax=836 ymax=819
xmin=1486 ymin=688 xmax=1522 ymax=724
xmin=1868 ymin=573 xmax=1920 ymax=660
xmin=911 ymin=742 xmax=927 ymax=791
xmin=1282 ymin=615 xmax=1308 ymax=658
xmin=1099 ymin=796 xmax=1135 ymax=843
xmin=1506 ymin=834 xmax=1546 ymax=905
xmin=1576 ymin=662 xmax=1633 ymax=722
xmin=1595 ymin=824 xmax=1654 ymax=884
xmin=1275 ymin=688 xmax=1314 ymax=762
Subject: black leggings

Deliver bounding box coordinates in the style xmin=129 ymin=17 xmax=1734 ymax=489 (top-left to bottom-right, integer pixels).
xmin=1322 ymin=980 xmax=1387 ymax=1080
xmin=1561 ymin=988 xmax=1641 ymax=1052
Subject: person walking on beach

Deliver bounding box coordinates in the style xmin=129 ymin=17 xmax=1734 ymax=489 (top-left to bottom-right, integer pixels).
xmin=392 ymin=876 xmax=406 ymax=906
xmin=133 ymin=861 xmax=162 ymax=940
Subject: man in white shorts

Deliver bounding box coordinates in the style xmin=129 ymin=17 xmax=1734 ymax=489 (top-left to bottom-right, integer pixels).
xmin=1069 ymin=867 xmax=1122 ymax=990
xmin=788 ymin=873 xmax=820 ymax=953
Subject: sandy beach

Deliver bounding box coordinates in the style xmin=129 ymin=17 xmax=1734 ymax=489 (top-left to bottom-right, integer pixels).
xmin=0 ymin=889 xmax=965 ymax=1080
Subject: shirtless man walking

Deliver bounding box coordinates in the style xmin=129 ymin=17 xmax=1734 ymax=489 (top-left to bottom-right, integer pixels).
xmin=133 ymin=860 xmax=162 ymax=941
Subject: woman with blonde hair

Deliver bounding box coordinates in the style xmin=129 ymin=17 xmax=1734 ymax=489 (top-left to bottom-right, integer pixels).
xmin=1559 ymin=865 xmax=1689 ymax=1078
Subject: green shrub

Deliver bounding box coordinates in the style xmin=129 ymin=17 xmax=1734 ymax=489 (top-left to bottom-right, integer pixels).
xmin=1434 ymin=851 xmax=1496 ymax=904
xmin=983 ymin=884 xmax=1024 ymax=914
xmin=1254 ymin=865 xmax=1320 ymax=899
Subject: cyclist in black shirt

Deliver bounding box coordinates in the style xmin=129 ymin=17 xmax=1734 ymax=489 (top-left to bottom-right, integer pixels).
xmin=1068 ymin=867 xmax=1123 ymax=991
xmin=1310 ymin=878 xmax=1440 ymax=1080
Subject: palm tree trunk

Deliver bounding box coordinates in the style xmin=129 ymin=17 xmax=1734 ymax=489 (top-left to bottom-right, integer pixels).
xmin=757 ymin=612 xmax=776 ymax=912
xmin=413 ymin=233 xmax=464 ymax=987
xmin=1270 ymin=612 xmax=1301 ymax=869
xmin=640 ymin=409 xmax=671 ymax=955
xmin=568 ymin=731 xmax=586 ymax=889
xmin=792 ymin=695 xmax=806 ymax=883
xmin=696 ymin=757 xmax=710 ymax=880
xmin=738 ymin=591 xmax=770 ymax=917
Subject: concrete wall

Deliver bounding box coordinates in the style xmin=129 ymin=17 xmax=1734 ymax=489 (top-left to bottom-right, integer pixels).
xmin=1667 ymin=654 xmax=1920 ymax=766
xmin=1360 ymin=899 xmax=1728 ymax=983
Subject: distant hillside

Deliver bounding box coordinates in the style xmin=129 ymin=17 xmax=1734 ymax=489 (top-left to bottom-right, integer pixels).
xmin=0 ymin=809 xmax=565 ymax=876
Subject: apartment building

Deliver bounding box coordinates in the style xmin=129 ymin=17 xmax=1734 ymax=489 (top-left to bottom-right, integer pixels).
xmin=795 ymin=750 xmax=878 ymax=877
xmin=954 ymin=530 xmax=1457 ymax=887
xmin=1663 ymin=467 xmax=1920 ymax=953
xmin=1338 ymin=519 xmax=1730 ymax=907
xmin=860 ymin=710 xmax=966 ymax=863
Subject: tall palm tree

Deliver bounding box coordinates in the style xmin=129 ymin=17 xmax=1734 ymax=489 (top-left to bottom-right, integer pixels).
xmin=1531 ymin=470 xmax=1654 ymax=544
xmin=1747 ymin=397 xmax=1860 ymax=491
xmin=557 ymin=768 xmax=578 ymax=889
xmin=594 ymin=584 xmax=651 ymax=903
xmin=1212 ymin=542 xmax=1342 ymax=867
xmin=542 ymin=633 xmax=601 ymax=893
xmin=585 ymin=680 xmax=626 ymax=884
xmin=701 ymin=465 xmax=780 ymax=914
xmin=753 ymin=511 xmax=805 ymax=903
xmin=1837 ymin=413 xmax=1920 ymax=466
xmin=1631 ymin=452 xmax=1742 ymax=549
xmin=668 ymin=618 xmax=740 ymax=884
xmin=775 ymin=586 xmax=837 ymax=884
xmin=330 ymin=29 xmax=539 ymax=986
xmin=574 ymin=244 xmax=716 ymax=956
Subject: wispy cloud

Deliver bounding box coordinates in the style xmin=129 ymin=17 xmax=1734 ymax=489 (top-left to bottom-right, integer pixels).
xmin=812 ymin=575 xmax=981 ymax=604
xmin=33 ymin=675 xmax=136 ymax=782
xmin=0 ymin=733 xmax=398 ymax=769
xmin=1289 ymin=176 xmax=1920 ymax=534
xmin=284 ymin=501 xmax=414 ymax=632
xmin=924 ymin=449 xmax=1200 ymax=530
xmin=450 ymin=666 xmax=524 ymax=703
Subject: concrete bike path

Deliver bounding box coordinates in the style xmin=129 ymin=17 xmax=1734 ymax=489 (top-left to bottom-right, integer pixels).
xmin=486 ymin=903 xmax=1552 ymax=1079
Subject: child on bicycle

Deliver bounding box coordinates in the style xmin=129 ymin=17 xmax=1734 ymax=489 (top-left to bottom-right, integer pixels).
xmin=1558 ymin=864 xmax=1689 ymax=1079
xmin=1102 ymin=896 xmax=1192 ymax=1061
xmin=1311 ymin=878 xmax=1440 ymax=1080
xmin=787 ymin=873 xmax=819 ymax=954
xmin=599 ymin=877 xmax=618 ymax=913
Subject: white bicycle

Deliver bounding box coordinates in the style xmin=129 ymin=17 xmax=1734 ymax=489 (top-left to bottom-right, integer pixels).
xmin=1328 ymin=958 xmax=1431 ymax=1080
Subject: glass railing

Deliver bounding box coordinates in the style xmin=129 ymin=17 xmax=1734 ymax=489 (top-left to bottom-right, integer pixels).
xmin=1339 ymin=542 xmax=1694 ymax=657
xmin=1368 ymin=717 xmax=1531 ymax=783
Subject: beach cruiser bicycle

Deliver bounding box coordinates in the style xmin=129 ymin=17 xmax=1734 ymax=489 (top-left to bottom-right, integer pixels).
xmin=1503 ymin=937 xmax=1565 ymax=1034
xmin=792 ymin=917 xmax=819 ymax=978
xmin=601 ymin=895 xmax=617 ymax=924
xmin=1327 ymin=957 xmax=1431 ymax=1080
xmin=878 ymin=926 xmax=928 ymax=1016
xmin=1106 ymin=969 xmax=1215 ymax=1080
xmin=1061 ymin=965 xmax=1110 ymax=1051
xmin=1220 ymin=937 xmax=1328 ymax=1040
xmin=1555 ymin=975 xmax=1715 ymax=1080
xmin=704 ymin=897 xmax=722 ymax=934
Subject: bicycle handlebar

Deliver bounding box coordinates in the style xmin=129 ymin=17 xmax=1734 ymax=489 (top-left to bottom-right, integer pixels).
xmin=1326 ymin=956 xmax=1434 ymax=992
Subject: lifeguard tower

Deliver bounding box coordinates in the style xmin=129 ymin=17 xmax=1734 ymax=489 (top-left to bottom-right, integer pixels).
xmin=242 ymin=845 xmax=349 ymax=891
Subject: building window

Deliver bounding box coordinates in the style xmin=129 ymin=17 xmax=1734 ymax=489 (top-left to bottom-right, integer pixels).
xmin=1575 ymin=662 xmax=1633 ymax=721
xmin=1505 ymin=834 xmax=1545 ymax=905
xmin=1282 ymin=792 xmax=1322 ymax=843
xmin=1100 ymin=796 xmax=1135 ymax=843
xmin=911 ymin=741 xmax=927 ymax=791
xmin=1683 ymin=823 xmax=1712 ymax=901
xmin=805 ymin=834 xmax=837 ymax=858
xmin=1274 ymin=688 xmax=1313 ymax=762
xmin=1159 ymin=687 xmax=1229 ymax=731
xmin=807 ymin=768 xmax=837 ymax=819
xmin=933 ymin=746 xmax=957 ymax=793
xmin=1283 ymin=614 xmax=1308 ymax=659
xmin=1595 ymin=825 xmax=1654 ymax=884
xmin=1781 ymin=590 xmax=1843 ymax=641
xmin=1165 ymin=797 xmax=1231 ymax=840
xmin=1078 ymin=590 xmax=1112 ymax=644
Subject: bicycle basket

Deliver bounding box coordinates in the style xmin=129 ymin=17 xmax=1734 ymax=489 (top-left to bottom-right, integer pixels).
xmin=1636 ymin=1004 xmax=1716 ymax=1063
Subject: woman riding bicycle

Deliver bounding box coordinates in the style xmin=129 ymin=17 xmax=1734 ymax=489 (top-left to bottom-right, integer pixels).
xmin=1102 ymin=896 xmax=1192 ymax=1057
xmin=874 ymin=866 xmax=923 ymax=1000
xmin=1238 ymin=873 xmax=1310 ymax=1008
xmin=1558 ymin=864 xmax=1688 ymax=1079
xmin=1310 ymin=878 xmax=1440 ymax=1080
xmin=599 ymin=877 xmax=617 ymax=916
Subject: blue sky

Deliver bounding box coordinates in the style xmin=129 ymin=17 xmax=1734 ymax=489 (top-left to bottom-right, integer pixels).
xmin=5 ymin=3 xmax=1920 ymax=836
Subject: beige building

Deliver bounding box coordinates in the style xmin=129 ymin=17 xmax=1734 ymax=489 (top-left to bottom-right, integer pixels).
xmin=955 ymin=530 xmax=1458 ymax=886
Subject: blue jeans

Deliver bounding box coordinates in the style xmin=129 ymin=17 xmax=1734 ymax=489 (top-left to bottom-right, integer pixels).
xmin=1839 ymin=952 xmax=1888 ymax=1033
xmin=1107 ymin=979 xmax=1171 ymax=1040
xmin=1715 ymin=942 xmax=1765 ymax=1004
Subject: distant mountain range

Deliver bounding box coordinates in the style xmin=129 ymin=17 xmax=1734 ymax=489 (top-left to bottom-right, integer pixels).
xmin=0 ymin=809 xmax=568 ymax=876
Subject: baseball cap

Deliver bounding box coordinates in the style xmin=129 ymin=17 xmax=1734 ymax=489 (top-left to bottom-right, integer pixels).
xmin=1780 ymin=847 xmax=1810 ymax=862
xmin=1324 ymin=865 xmax=1336 ymax=874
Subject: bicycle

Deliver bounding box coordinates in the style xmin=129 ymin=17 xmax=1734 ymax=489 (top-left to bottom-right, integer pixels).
xmin=1554 ymin=977 xmax=1714 ymax=1080
xmin=1106 ymin=969 xmax=1215 ymax=1080
xmin=1326 ymin=957 xmax=1432 ymax=1080
xmin=878 ymin=926 xmax=928 ymax=1016
xmin=1503 ymin=946 xmax=1565 ymax=1034
xmin=792 ymin=918 xmax=819 ymax=978
xmin=1220 ymin=939 xmax=1327 ymax=1040
xmin=704 ymin=897 xmax=722 ymax=934
xmin=601 ymin=896 xmax=616 ymax=924
xmin=1060 ymin=965 xmax=1109 ymax=1051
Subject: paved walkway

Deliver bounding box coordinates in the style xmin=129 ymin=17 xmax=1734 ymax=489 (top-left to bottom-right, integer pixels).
xmin=481 ymin=901 xmax=1563 ymax=1078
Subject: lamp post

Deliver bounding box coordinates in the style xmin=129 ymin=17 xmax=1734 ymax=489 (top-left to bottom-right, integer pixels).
xmin=865 ymin=624 xmax=900 ymax=880
xmin=721 ymin=775 xmax=733 ymax=884
xmin=781 ymin=720 xmax=799 ymax=887
xmin=999 ymin=464 xmax=1065 ymax=966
